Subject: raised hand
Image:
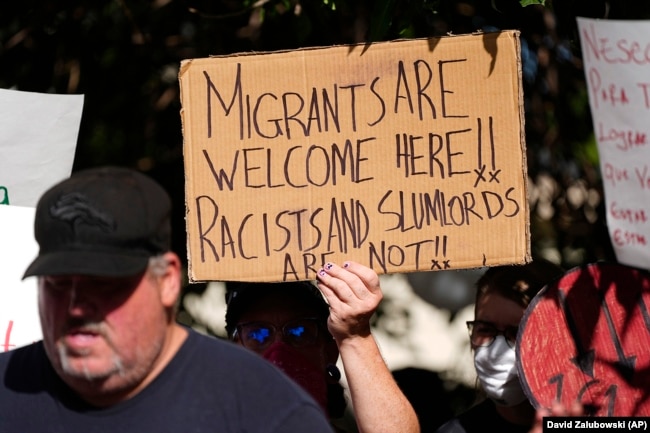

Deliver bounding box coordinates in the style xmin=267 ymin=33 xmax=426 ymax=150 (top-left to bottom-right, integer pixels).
xmin=315 ymin=261 xmax=382 ymax=343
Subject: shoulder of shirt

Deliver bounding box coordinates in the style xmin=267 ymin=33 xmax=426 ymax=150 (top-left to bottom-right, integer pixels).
xmin=182 ymin=326 xmax=274 ymax=361
xmin=180 ymin=329 xmax=330 ymax=420
xmin=0 ymin=341 xmax=44 ymax=363
xmin=181 ymin=327 xmax=309 ymax=379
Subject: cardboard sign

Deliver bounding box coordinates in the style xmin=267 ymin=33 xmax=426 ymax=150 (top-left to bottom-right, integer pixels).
xmin=577 ymin=18 xmax=650 ymax=270
xmin=179 ymin=31 xmax=530 ymax=282
xmin=0 ymin=88 xmax=83 ymax=207
xmin=0 ymin=205 xmax=42 ymax=351
xmin=517 ymin=262 xmax=650 ymax=416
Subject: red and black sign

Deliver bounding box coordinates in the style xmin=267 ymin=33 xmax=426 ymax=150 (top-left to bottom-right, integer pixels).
xmin=517 ymin=262 xmax=650 ymax=416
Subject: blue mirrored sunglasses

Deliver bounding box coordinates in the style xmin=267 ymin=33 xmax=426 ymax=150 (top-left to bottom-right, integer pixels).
xmin=234 ymin=318 xmax=322 ymax=352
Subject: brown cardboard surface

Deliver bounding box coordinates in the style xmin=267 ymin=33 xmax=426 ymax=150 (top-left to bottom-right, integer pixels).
xmin=179 ymin=30 xmax=530 ymax=282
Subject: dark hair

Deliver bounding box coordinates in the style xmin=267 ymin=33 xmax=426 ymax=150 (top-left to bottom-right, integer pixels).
xmin=474 ymin=259 xmax=565 ymax=310
xmin=224 ymin=281 xmax=330 ymax=337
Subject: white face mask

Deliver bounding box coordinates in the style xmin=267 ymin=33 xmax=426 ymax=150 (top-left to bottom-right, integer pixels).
xmin=473 ymin=335 xmax=527 ymax=406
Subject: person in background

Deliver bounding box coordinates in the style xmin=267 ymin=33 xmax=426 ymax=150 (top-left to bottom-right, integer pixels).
xmin=0 ymin=166 xmax=333 ymax=433
xmin=392 ymin=366 xmax=458 ymax=432
xmin=225 ymin=260 xmax=420 ymax=433
xmin=436 ymin=259 xmax=566 ymax=433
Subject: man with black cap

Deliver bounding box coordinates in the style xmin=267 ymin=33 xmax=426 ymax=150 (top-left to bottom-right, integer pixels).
xmin=0 ymin=166 xmax=333 ymax=432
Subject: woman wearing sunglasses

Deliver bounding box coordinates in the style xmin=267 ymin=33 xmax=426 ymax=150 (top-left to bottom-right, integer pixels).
xmin=436 ymin=259 xmax=565 ymax=433
xmin=225 ymin=261 xmax=419 ymax=433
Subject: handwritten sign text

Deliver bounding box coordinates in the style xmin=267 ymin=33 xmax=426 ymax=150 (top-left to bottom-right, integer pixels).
xmin=179 ymin=32 xmax=530 ymax=282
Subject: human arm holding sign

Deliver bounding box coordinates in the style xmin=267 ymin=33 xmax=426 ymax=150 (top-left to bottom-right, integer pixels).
xmin=316 ymin=261 xmax=420 ymax=433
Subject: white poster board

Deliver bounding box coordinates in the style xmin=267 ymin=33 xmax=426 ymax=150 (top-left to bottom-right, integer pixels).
xmin=0 ymin=205 xmax=41 ymax=351
xmin=0 ymin=88 xmax=84 ymax=350
xmin=0 ymin=88 xmax=83 ymax=207
xmin=578 ymin=18 xmax=650 ymax=270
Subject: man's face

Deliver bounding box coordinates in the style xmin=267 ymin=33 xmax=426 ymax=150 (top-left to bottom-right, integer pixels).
xmin=38 ymin=269 xmax=171 ymax=405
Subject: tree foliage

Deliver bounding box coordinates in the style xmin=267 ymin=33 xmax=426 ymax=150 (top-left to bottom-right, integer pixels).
xmin=3 ymin=0 xmax=645 ymax=276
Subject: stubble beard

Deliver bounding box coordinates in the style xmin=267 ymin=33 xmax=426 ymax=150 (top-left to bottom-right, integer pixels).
xmin=58 ymin=344 xmax=126 ymax=381
xmin=56 ymin=321 xmax=127 ymax=382
xmin=56 ymin=324 xmax=163 ymax=388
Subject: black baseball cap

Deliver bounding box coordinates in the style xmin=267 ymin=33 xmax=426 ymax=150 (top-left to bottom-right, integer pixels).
xmin=23 ymin=166 xmax=172 ymax=279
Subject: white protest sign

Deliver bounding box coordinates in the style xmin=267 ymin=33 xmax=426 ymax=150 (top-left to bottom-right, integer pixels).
xmin=577 ymin=18 xmax=650 ymax=269
xmin=0 ymin=88 xmax=83 ymax=207
xmin=0 ymin=88 xmax=83 ymax=350
xmin=0 ymin=205 xmax=41 ymax=351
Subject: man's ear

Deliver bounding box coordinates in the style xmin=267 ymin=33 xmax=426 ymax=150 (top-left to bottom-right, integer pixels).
xmin=158 ymin=252 xmax=182 ymax=308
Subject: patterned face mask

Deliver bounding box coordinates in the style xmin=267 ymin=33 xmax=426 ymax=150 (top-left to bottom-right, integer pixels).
xmin=262 ymin=341 xmax=329 ymax=415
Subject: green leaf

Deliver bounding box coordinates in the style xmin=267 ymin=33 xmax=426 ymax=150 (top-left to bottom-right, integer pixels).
xmin=367 ymin=0 xmax=396 ymax=42
xmin=520 ymin=0 xmax=545 ymax=6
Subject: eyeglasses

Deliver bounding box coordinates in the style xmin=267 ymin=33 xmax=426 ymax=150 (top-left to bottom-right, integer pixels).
xmin=466 ymin=320 xmax=518 ymax=348
xmin=234 ymin=318 xmax=322 ymax=352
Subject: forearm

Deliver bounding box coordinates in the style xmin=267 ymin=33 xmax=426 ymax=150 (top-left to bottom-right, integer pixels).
xmin=337 ymin=334 xmax=420 ymax=433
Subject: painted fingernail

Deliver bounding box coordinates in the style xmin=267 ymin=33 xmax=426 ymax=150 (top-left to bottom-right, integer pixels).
xmin=325 ymin=262 xmax=333 ymax=270
xmin=318 ymin=269 xmax=326 ymax=276
xmin=343 ymin=262 xmax=350 ymax=268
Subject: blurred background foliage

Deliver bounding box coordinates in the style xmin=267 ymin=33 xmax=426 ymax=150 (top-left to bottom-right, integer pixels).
xmin=2 ymin=0 xmax=648 ymax=311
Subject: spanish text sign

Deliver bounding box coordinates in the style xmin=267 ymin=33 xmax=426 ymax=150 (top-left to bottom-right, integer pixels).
xmin=179 ymin=31 xmax=530 ymax=282
xmin=577 ymin=18 xmax=650 ymax=270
